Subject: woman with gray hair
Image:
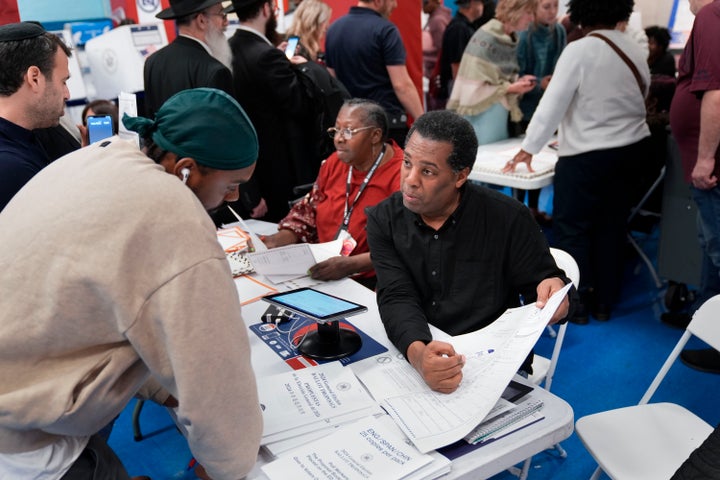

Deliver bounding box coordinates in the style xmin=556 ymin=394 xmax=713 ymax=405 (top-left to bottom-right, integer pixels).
xmin=262 ymin=99 xmax=403 ymax=289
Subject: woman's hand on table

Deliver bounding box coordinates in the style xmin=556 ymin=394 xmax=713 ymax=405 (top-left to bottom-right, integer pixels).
xmin=261 ymin=229 xmax=298 ymax=249
xmin=502 ymin=150 xmax=534 ymax=173
xmin=308 ymin=256 xmax=356 ymax=281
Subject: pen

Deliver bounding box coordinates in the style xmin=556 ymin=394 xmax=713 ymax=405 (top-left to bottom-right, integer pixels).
xmin=226 ymin=205 xmax=267 ymax=252
xmin=467 ymin=349 xmax=495 ymax=359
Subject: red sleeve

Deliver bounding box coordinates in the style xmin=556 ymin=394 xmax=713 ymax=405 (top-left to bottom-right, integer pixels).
xmin=689 ymin=3 xmax=720 ymax=94
xmin=276 ymin=159 xmax=332 ymax=244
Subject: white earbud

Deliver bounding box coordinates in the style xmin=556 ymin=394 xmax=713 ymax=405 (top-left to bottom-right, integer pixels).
xmin=181 ymin=168 xmax=190 ymax=184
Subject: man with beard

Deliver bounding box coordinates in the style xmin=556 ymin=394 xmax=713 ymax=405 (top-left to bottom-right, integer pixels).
xmin=225 ymin=0 xmax=319 ymax=222
xmin=0 ymin=22 xmax=71 ymax=212
xmin=143 ymin=0 xmax=235 ymax=120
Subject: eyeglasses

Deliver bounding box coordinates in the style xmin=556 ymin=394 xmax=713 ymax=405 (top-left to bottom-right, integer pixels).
xmin=327 ymin=126 xmax=375 ymax=140
xmin=204 ymin=10 xmax=228 ymax=20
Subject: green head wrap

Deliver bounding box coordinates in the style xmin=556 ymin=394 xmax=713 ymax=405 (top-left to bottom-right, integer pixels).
xmin=123 ymin=88 xmax=258 ymax=170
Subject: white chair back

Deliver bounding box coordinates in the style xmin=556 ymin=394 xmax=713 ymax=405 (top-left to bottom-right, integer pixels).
xmin=514 ymin=248 xmax=578 ymax=479
xmin=688 ymin=294 xmax=720 ymax=351
xmin=549 ymin=247 xmax=580 ymax=287
xmin=576 ymin=294 xmax=720 ymax=479
xmin=533 ymin=248 xmax=578 ymax=391
xmin=639 ymin=293 xmax=720 ymax=405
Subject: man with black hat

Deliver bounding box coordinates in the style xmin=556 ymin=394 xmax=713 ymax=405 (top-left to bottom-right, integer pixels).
xmin=0 ymin=88 xmax=262 ymax=480
xmin=145 ymin=0 xmax=269 ymax=220
xmin=143 ymin=0 xmax=235 ymax=120
xmin=225 ymin=0 xmax=320 ymax=222
xmin=0 ymin=21 xmax=71 ymax=212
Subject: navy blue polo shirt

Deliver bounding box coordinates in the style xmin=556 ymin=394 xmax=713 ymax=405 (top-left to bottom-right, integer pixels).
xmin=325 ymin=6 xmax=407 ymax=116
xmin=0 ymin=116 xmax=50 ymax=212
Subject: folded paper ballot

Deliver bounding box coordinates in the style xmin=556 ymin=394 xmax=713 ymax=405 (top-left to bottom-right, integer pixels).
xmin=247 ymin=239 xmax=344 ymax=284
xmin=262 ymin=415 xmax=448 ymax=480
xmin=257 ymin=361 xmax=377 ymax=444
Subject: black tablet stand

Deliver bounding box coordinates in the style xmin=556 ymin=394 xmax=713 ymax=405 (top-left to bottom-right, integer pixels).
xmin=298 ymin=319 xmax=362 ymax=360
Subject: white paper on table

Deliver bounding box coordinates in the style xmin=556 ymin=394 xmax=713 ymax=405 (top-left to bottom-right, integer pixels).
xmin=248 ymin=240 xmax=343 ymax=283
xmin=229 ymin=215 xmax=268 ymax=253
xmin=309 ymin=238 xmax=344 ymax=262
xmin=357 ymin=283 xmax=571 ymax=452
xmin=233 ymin=275 xmax=277 ymax=305
xmin=216 ymin=226 xmax=251 ymax=253
xmin=262 ymin=404 xmax=383 ymax=445
xmin=261 ymin=415 xmax=434 ymax=480
xmin=475 ymin=148 xmax=557 ymax=178
xmin=249 ymin=243 xmax=315 ymax=279
xmin=353 ymin=354 xmax=429 ymax=402
xmin=243 ymin=218 xmax=281 ymax=236
xmin=404 ymin=450 xmax=452 ymax=480
xmin=258 ymin=362 xmax=376 ymax=440
xmin=264 ymin=407 xmax=385 ymax=456
xmin=271 ymin=276 xmax=324 ymax=290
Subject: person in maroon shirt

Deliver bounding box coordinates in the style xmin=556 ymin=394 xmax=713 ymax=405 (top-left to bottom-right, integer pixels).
xmin=668 ymin=0 xmax=720 ymax=373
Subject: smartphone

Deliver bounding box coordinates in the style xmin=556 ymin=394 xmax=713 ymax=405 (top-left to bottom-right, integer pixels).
xmin=284 ymin=35 xmax=299 ymax=59
xmin=87 ymin=115 xmax=114 ymax=144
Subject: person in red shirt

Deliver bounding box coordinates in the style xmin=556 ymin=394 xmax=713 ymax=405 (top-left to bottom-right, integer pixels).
xmin=262 ymin=99 xmax=402 ymax=289
xmin=668 ymin=0 xmax=720 ymax=372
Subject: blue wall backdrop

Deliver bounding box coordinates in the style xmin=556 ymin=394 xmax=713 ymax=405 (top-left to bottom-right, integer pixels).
xmin=18 ymin=0 xmax=109 ymax=23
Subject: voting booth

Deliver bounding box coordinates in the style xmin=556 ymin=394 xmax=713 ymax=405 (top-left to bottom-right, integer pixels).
xmin=50 ymin=29 xmax=89 ymax=105
xmin=84 ymin=23 xmax=168 ymax=100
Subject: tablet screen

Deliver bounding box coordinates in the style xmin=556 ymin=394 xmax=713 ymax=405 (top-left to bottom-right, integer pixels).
xmin=262 ymin=288 xmax=367 ymax=322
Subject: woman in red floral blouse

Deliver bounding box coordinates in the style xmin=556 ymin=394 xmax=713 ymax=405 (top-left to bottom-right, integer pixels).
xmin=262 ymin=99 xmax=403 ymax=288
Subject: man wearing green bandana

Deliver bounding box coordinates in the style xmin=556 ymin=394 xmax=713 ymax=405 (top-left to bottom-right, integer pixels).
xmin=0 ymin=88 xmax=262 ymax=480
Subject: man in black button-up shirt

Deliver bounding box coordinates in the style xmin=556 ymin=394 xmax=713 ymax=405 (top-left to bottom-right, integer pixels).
xmin=366 ymin=110 xmax=571 ymax=393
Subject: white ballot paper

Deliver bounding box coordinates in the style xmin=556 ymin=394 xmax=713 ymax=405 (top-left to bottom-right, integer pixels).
xmin=261 ymin=415 xmax=434 ymax=480
xmin=258 ymin=361 xmax=377 ymax=442
xmin=356 ymin=283 xmax=572 ymax=453
xmin=475 ymin=147 xmax=557 ymax=178
xmin=248 ymin=239 xmax=343 ymax=283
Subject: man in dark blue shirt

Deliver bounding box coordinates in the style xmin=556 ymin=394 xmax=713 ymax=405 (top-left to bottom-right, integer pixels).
xmin=367 ymin=110 xmax=572 ymax=393
xmin=0 ymin=22 xmax=71 ymax=212
xmin=325 ymin=0 xmax=422 ymax=146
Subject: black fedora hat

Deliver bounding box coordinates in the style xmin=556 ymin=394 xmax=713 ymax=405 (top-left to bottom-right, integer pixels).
xmin=156 ymin=0 xmax=223 ymax=19
xmin=223 ymin=0 xmax=264 ymax=14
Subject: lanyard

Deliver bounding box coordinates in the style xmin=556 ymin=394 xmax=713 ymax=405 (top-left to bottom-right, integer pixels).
xmin=341 ymin=144 xmax=386 ymax=231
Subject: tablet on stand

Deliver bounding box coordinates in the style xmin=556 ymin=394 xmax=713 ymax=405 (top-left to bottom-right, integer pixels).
xmin=262 ymin=288 xmax=367 ymax=360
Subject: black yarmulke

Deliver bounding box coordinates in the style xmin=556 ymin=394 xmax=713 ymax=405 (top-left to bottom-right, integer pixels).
xmin=0 ymin=22 xmax=45 ymax=42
